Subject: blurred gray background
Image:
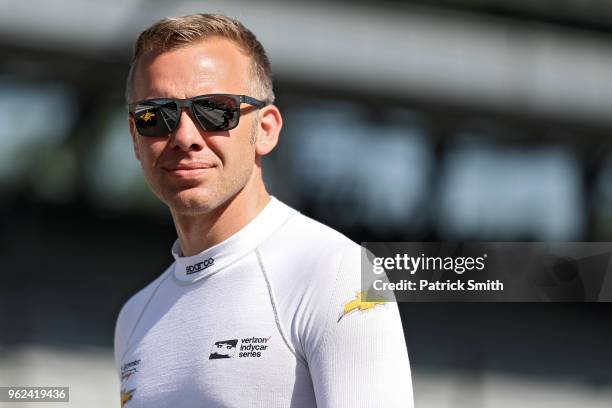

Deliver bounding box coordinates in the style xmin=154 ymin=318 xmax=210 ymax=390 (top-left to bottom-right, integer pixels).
xmin=1 ymin=0 xmax=612 ymax=407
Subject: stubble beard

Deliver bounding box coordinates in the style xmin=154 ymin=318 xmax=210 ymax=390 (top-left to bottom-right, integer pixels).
xmin=165 ymin=170 xmax=250 ymax=217
xmin=142 ymin=120 xmax=259 ymax=217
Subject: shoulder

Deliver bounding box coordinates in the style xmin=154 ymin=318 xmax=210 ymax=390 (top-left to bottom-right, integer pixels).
xmin=257 ymin=204 xmax=375 ymax=361
xmin=258 ymin=208 xmax=361 ymax=284
xmin=116 ymin=266 xmax=172 ymax=327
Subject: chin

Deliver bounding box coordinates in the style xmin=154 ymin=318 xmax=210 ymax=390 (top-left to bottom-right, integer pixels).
xmin=154 ymin=172 xmax=250 ymax=216
xmin=167 ymin=195 xmax=217 ymax=215
xmin=163 ymin=187 xmax=227 ymax=216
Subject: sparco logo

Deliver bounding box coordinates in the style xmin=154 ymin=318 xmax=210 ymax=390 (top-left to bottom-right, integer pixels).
xmin=186 ymin=258 xmax=214 ymax=275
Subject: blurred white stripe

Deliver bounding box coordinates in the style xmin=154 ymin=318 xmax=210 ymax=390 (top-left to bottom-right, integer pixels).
xmin=1 ymin=0 xmax=612 ymax=123
xmin=0 ymin=345 xmax=119 ymax=408
xmin=414 ymin=369 xmax=612 ymax=408
xmin=1 ymin=345 xmax=611 ymax=407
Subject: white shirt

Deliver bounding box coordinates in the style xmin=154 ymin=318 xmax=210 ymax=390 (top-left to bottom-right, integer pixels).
xmin=114 ymin=197 xmax=413 ymax=407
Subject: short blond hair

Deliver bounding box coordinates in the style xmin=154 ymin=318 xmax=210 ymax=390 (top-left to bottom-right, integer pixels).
xmin=126 ymin=13 xmax=274 ymax=104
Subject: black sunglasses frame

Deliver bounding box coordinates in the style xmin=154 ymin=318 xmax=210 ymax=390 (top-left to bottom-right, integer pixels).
xmin=128 ymin=93 xmax=267 ymax=137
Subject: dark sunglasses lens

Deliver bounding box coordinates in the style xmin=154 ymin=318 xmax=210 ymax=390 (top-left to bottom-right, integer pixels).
xmin=133 ymin=101 xmax=178 ymax=137
xmin=192 ymin=96 xmax=239 ymax=131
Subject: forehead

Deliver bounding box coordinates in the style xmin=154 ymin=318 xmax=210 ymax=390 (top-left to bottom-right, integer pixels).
xmin=131 ymin=37 xmax=252 ymax=101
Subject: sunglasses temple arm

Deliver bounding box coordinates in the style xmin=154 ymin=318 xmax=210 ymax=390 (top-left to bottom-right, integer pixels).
xmin=242 ymin=95 xmax=267 ymax=108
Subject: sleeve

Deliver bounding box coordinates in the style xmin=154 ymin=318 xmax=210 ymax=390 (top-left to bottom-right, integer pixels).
xmin=114 ymin=290 xmax=154 ymax=379
xmin=304 ymin=244 xmax=414 ymax=408
xmin=113 ymin=268 xmax=171 ymax=379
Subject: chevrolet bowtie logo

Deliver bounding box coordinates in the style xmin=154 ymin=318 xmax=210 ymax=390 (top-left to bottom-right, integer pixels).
xmin=337 ymin=291 xmax=386 ymax=322
xmin=120 ymin=388 xmax=135 ymax=407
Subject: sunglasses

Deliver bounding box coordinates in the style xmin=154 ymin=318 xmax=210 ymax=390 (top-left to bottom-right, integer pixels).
xmin=128 ymin=93 xmax=267 ymax=137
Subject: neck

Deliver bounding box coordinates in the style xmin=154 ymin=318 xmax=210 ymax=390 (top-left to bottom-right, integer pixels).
xmin=170 ymin=172 xmax=270 ymax=257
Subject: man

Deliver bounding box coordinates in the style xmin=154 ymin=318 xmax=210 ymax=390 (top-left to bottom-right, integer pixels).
xmin=114 ymin=13 xmax=413 ymax=407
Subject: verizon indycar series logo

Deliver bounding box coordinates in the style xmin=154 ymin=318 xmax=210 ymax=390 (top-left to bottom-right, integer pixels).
xmin=209 ymin=336 xmax=272 ymax=359
xmin=186 ymin=258 xmax=214 ymax=275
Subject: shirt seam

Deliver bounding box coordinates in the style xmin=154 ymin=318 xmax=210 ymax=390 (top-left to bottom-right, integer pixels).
xmin=121 ymin=270 xmax=172 ymax=362
xmin=255 ymin=247 xmax=308 ymax=367
xmin=312 ymin=244 xmax=351 ymax=361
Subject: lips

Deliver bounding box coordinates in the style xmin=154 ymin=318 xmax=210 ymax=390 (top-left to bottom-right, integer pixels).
xmin=163 ymin=162 xmax=215 ymax=178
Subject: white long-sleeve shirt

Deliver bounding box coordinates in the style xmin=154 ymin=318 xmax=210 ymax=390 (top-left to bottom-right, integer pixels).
xmin=114 ymin=197 xmax=413 ymax=407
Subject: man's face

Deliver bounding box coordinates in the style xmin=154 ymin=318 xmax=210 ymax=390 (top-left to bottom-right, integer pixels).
xmin=128 ymin=38 xmax=260 ymax=215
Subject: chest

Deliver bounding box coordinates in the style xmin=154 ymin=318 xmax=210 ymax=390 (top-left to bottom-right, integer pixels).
xmin=119 ymin=263 xmax=309 ymax=407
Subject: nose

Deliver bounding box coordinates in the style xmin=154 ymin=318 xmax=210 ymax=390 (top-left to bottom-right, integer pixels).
xmin=168 ymin=108 xmax=205 ymax=152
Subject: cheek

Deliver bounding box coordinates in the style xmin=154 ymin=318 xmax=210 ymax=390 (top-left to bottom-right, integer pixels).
xmin=230 ymin=140 xmax=256 ymax=173
xmin=138 ymin=140 xmax=165 ymax=164
xmin=209 ymin=135 xmax=255 ymax=170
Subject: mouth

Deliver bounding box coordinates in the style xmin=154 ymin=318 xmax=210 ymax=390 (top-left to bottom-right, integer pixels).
xmin=163 ymin=163 xmax=215 ymax=178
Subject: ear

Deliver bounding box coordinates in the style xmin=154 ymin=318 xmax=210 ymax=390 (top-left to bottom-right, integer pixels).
xmin=255 ymin=104 xmax=282 ymax=156
xmin=128 ymin=114 xmax=141 ymax=161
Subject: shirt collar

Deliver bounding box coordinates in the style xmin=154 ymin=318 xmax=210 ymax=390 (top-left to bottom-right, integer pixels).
xmin=171 ymin=196 xmax=296 ymax=284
